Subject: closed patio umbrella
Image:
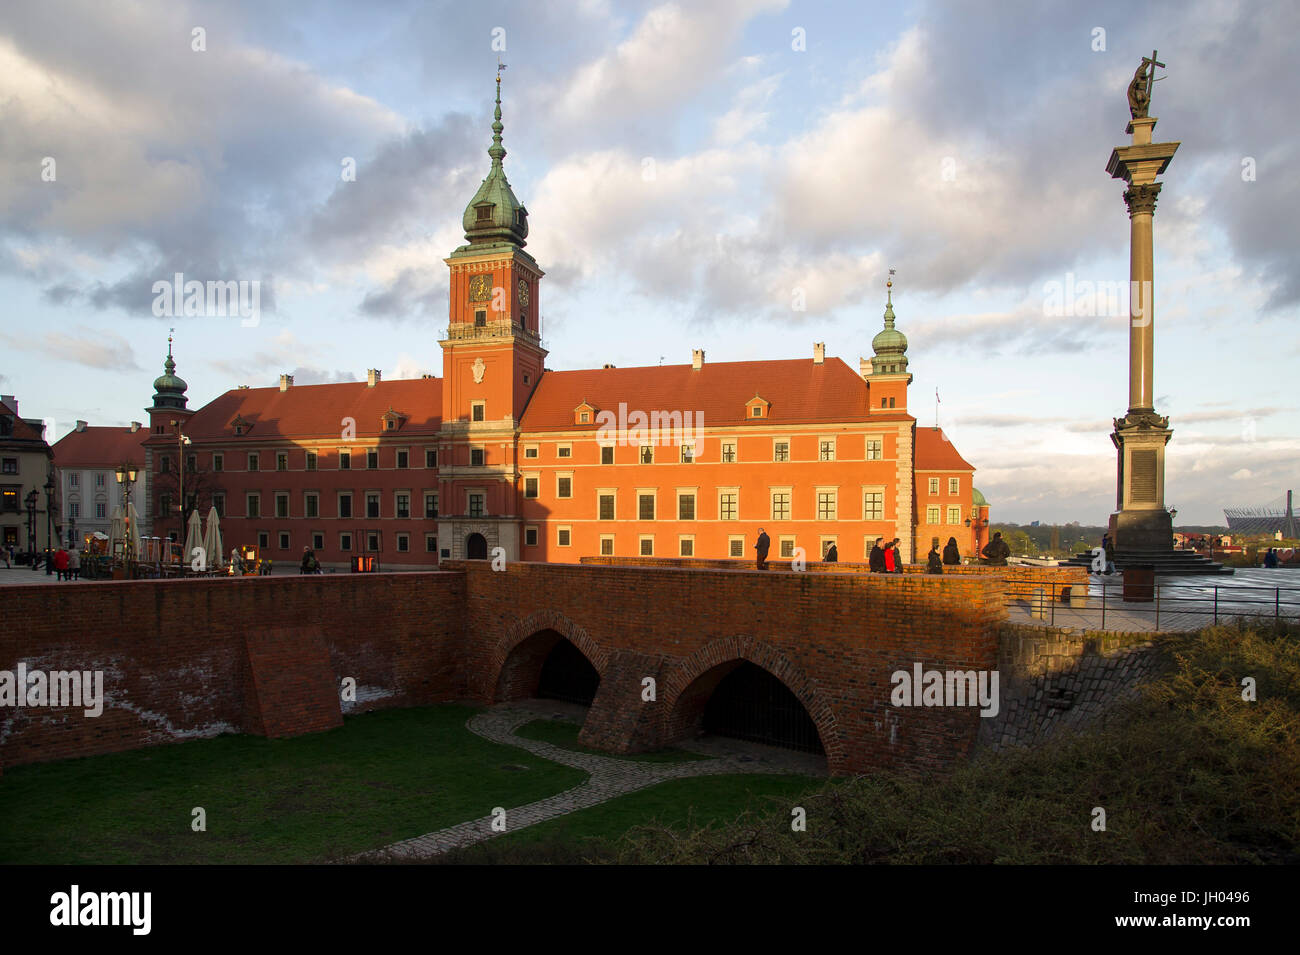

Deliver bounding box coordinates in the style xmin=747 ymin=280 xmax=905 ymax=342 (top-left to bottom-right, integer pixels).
xmin=126 ymin=502 xmax=143 ymax=558
xmin=202 ymin=506 xmax=224 ymax=572
xmin=108 ymin=505 xmax=125 ymax=555
xmin=183 ymin=509 xmax=203 ymax=570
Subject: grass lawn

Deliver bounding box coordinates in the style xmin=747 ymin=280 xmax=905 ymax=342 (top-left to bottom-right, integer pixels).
xmin=515 ymin=718 xmax=709 ymax=763
xmin=0 ymin=705 xmax=588 ymax=865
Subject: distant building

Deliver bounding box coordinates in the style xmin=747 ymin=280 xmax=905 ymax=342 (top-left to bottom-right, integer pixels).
xmin=0 ymin=394 xmax=57 ymax=556
xmin=52 ymin=420 xmax=150 ymax=546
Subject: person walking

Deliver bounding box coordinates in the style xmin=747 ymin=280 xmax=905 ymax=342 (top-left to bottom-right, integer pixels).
xmin=868 ymin=537 xmax=886 ymax=573
xmin=884 ymin=539 xmax=896 ymax=573
xmin=300 ymin=546 xmax=317 ymax=575
xmin=754 ymin=528 xmax=770 ymax=570
xmin=892 ymin=539 xmax=904 ymax=573
xmin=68 ymin=546 xmax=81 ymax=581
xmin=824 ymin=543 xmax=838 ymax=563
xmin=1264 ymin=547 xmax=1279 ymax=568
xmin=54 ymin=546 xmax=69 ymax=581
xmin=1102 ymin=533 xmax=1117 ymax=575
xmin=927 ymin=543 xmax=944 ymax=574
xmin=1 ymin=545 xmax=10 ymax=569
xmin=943 ymin=536 xmax=961 ymax=566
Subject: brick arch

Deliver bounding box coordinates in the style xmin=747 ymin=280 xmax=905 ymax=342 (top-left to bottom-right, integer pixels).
xmin=663 ymin=635 xmax=843 ymax=768
xmin=489 ymin=610 xmax=610 ymax=702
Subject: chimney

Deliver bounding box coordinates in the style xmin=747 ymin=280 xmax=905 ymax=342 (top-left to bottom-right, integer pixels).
xmin=859 ymin=357 xmax=871 ymax=379
xmin=367 ymin=369 xmax=381 ymax=387
xmin=602 ymin=363 xmax=617 ymax=369
xmin=691 ymin=349 xmax=705 ymax=370
xmin=75 ymin=420 xmax=88 ymax=432
xmin=1 ymin=395 xmax=15 ymax=414
xmin=279 ymin=374 xmax=293 ymax=392
xmin=813 ymin=343 xmax=825 ymax=365
xmin=130 ymin=421 xmax=142 ymax=433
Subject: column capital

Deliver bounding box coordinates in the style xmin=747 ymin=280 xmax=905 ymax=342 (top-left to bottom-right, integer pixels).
xmin=1123 ymin=182 xmax=1163 ymax=217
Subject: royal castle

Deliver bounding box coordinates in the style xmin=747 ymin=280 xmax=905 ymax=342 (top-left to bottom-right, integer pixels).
xmin=100 ymin=78 xmax=990 ymax=569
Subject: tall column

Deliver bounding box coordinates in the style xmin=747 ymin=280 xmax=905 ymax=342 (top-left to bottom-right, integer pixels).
xmin=1105 ymin=109 xmax=1179 ymax=552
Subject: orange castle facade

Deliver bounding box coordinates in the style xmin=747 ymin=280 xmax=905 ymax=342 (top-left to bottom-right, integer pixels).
xmin=139 ymin=80 xmax=988 ymax=569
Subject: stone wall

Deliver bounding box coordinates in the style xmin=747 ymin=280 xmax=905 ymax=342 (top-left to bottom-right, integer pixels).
xmin=979 ymin=625 xmax=1170 ymax=751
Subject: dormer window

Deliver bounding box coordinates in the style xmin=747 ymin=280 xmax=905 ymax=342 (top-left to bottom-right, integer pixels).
xmin=573 ymin=401 xmax=598 ymax=426
xmin=380 ymin=407 xmax=408 ymax=433
xmin=752 ymin=407 xmax=762 ymax=417
xmin=230 ymin=413 xmax=252 ymax=436
xmin=475 ymin=205 xmax=493 ymax=222
xmin=746 ymin=396 xmax=771 ymax=419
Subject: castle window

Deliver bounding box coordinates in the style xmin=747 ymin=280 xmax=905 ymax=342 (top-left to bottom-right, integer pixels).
xmin=598 ymin=493 xmax=615 ymax=520
xmin=425 ymin=449 xmax=438 ymax=468
xmin=864 ymin=490 xmax=884 ymax=521
xmin=819 ymin=439 xmax=835 ymax=461
xmin=947 ymin=506 xmax=961 ymax=525
xmin=639 ymin=536 xmax=654 ymax=556
xmin=367 ymin=450 xmax=378 ymax=469
xmin=277 ymin=452 xmax=288 ymax=471
xmin=475 ymin=310 xmax=486 ymax=327
xmin=556 ymin=476 xmax=572 ymax=499
xmin=639 ymin=445 xmax=653 ymax=465
xmin=817 ymin=490 xmax=837 ymax=520
xmin=601 ymin=446 xmax=614 ymax=465
xmin=339 ymin=450 xmax=351 ymax=470
xmin=866 ymin=439 xmax=882 ymax=461
xmin=524 ymin=477 xmax=539 ymax=498
xmin=471 ymin=448 xmax=485 ymax=467
xmin=773 ymin=441 xmax=789 ymax=462
xmin=476 ymin=206 xmax=492 ymax=222
xmin=600 ymin=536 xmax=614 ymax=556
xmin=721 ymin=441 xmax=737 ymax=463
xmin=729 ymin=537 xmax=744 ymax=557
xmin=677 ymin=492 xmax=695 ymax=521
xmin=396 ymin=450 xmax=409 ymax=469
xmin=305 ymin=451 xmax=316 ymax=471
xmin=468 ymin=493 xmax=484 ymax=518
xmin=752 ymin=406 xmax=762 ymax=417
xmin=949 ymin=478 xmax=960 ymax=495
xmin=471 ymin=402 xmax=485 ymax=422
xmin=340 ymin=533 xmax=352 ymax=551
xmin=525 ymin=526 xmax=538 ymax=547
xmin=557 ymin=527 xmax=571 ymax=547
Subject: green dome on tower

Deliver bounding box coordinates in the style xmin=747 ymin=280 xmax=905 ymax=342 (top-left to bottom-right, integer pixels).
xmin=972 ymin=487 xmax=988 ymax=507
xmin=150 ymin=337 xmax=189 ymax=411
xmin=460 ymin=72 xmax=528 ymax=249
xmin=868 ymin=275 xmax=909 ymax=375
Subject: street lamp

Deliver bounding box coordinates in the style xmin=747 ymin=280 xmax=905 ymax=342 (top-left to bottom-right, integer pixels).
xmin=171 ymin=420 xmax=192 ymax=556
xmin=115 ymin=464 xmax=138 ymax=560
xmin=44 ymin=474 xmax=55 ymax=574
xmin=24 ymin=489 xmax=38 ymax=569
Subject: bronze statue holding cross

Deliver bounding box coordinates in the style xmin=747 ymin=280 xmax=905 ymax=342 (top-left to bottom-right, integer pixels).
xmin=1127 ymin=50 xmax=1165 ymax=119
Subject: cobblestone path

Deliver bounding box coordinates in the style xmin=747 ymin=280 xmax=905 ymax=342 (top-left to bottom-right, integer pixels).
xmin=367 ymin=700 xmax=823 ymax=860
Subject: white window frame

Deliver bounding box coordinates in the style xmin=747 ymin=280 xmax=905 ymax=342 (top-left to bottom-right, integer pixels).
xmin=862 ymin=486 xmax=885 ymax=521
xmin=928 ymin=477 xmax=940 ymax=495
xmin=718 ymin=487 xmax=739 ymax=521
xmin=557 ymin=525 xmax=572 ymax=547
xmin=524 ymin=525 xmax=539 ymax=547
xmin=818 ymin=437 xmax=836 ymax=462
xmin=637 ymin=489 xmax=656 ymax=522
xmin=596 ymin=488 xmax=617 ymax=521
xmin=676 ymin=488 xmax=697 ymax=521
xmin=779 ymin=536 xmax=796 ymax=559
xmin=556 ymin=472 xmax=574 ymax=499
xmin=816 ymin=487 xmax=837 ymax=521
xmin=638 ymin=534 xmax=654 ymax=556
xmin=948 ymin=477 xmax=960 ymax=495
xmin=948 ymin=505 xmax=962 ymax=525
xmin=770 ymin=487 xmax=792 ymax=521
xmin=927 ymin=505 xmax=941 ymax=524
xmin=679 ymin=535 xmax=695 ymax=557
xmin=727 ymin=535 xmax=745 ymax=558
xmin=865 ymin=437 xmax=883 ymax=461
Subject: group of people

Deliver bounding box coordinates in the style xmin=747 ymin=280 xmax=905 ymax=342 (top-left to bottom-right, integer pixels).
xmin=750 ymin=528 xmax=973 ymax=572
xmin=1263 ymin=547 xmax=1284 ymax=568
xmin=18 ymin=545 xmax=84 ymax=580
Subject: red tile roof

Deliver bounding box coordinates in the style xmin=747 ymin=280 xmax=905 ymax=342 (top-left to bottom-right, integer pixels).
xmin=520 ymin=358 xmax=913 ymax=431
xmin=915 ymin=426 xmax=974 ymax=470
xmin=180 ymin=378 xmax=442 ymax=441
xmin=53 ymin=426 xmax=150 ymax=467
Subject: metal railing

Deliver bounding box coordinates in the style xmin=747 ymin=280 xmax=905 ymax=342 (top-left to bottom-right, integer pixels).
xmin=1003 ymin=575 xmax=1300 ymax=630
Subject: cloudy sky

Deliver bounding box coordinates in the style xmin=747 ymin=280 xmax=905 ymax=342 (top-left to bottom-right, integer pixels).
xmin=1 ymin=0 xmax=1295 ymax=525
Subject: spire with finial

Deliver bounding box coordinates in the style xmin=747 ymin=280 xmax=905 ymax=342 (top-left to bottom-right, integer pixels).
xmin=870 ymin=268 xmax=908 ymax=376
xmin=151 ymin=329 xmax=189 ymax=410
xmin=459 ymin=62 xmax=528 ymax=248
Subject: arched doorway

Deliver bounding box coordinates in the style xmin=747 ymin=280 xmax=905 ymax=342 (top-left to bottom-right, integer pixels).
xmin=465 ymin=533 xmax=487 ymax=559
xmin=495 ymin=629 xmax=601 ymax=705
xmin=674 ymin=660 xmax=825 ymax=754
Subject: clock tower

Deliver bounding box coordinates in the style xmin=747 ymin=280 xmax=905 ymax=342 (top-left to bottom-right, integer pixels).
xmin=438 ymin=71 xmax=546 ymax=561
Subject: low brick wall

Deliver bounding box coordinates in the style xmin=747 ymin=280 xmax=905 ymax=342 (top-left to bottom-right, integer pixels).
xmin=0 ymin=572 xmax=466 ymax=772
xmin=578 ymin=555 xmax=1088 ymax=601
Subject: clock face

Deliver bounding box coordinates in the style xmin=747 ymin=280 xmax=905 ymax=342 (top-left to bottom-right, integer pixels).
xmin=517 ymin=279 xmax=529 ymax=307
xmin=468 ymin=273 xmax=492 ymax=302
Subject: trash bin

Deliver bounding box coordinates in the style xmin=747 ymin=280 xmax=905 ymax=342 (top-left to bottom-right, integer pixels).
xmin=1122 ymin=565 xmax=1155 ymax=602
